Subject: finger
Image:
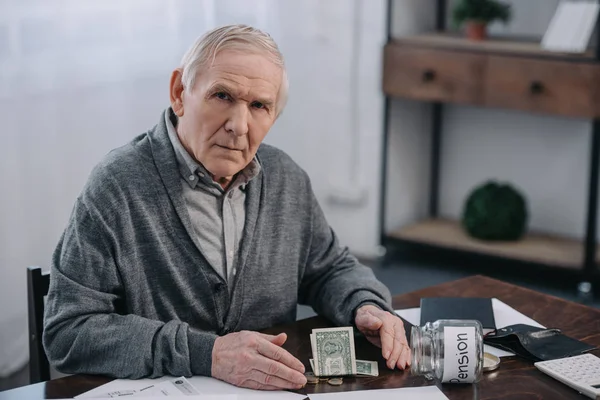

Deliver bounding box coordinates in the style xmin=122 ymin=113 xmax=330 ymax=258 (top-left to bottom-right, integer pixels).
xmin=397 ymin=344 xmax=411 ymax=369
xmin=392 ymin=320 xmax=410 ymax=369
xmin=250 ymin=368 xmax=306 ymax=390
xmin=256 ymin=332 xmax=287 ymax=347
xmin=253 ymin=356 xmax=307 ymax=386
xmin=393 ymin=342 xmax=408 ymax=370
xmin=379 ymin=319 xmax=395 ymax=359
xmin=387 ymin=329 xmax=404 ymax=369
xmin=395 ymin=323 xmax=410 ymax=368
xmin=257 ymin=337 xmax=305 ymax=372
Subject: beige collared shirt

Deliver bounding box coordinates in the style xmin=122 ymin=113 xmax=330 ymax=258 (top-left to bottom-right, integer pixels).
xmin=165 ymin=108 xmax=260 ymax=286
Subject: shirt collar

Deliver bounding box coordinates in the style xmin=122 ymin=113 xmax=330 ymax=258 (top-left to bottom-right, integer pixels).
xmin=164 ymin=108 xmax=261 ymax=192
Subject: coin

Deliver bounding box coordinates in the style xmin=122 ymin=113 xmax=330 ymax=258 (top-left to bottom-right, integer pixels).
xmin=319 ymin=377 xmax=328 ymax=381
xmin=483 ymin=352 xmax=500 ymax=372
xmin=327 ymin=378 xmax=343 ymax=386
xmin=304 ymin=372 xmax=319 ymax=384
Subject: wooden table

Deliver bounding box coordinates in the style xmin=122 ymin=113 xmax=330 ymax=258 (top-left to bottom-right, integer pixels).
xmin=1 ymin=275 xmax=599 ymax=399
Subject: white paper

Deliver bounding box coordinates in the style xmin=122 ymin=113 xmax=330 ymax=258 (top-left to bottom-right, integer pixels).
xmin=542 ymin=1 xmax=600 ymax=53
xmin=133 ymin=377 xmax=199 ymax=397
xmin=308 ymin=386 xmax=448 ymax=399
xmin=491 ymin=298 xmax=544 ymax=330
xmin=395 ymin=307 xmax=421 ymax=326
xmin=186 ymin=376 xmax=305 ymax=399
xmin=89 ymin=397 xmax=237 ymax=400
xmin=76 ymin=376 xmax=305 ymax=399
xmin=395 ymin=298 xmax=546 ymax=358
xmin=75 ymin=377 xmax=169 ymax=398
xmin=82 ymin=397 xmax=266 ymax=400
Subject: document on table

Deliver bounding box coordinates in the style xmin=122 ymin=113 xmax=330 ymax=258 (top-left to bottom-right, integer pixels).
xmin=395 ymin=298 xmax=545 ymax=358
xmin=308 ymin=386 xmax=448 ymax=399
xmin=75 ymin=377 xmax=192 ymax=398
xmin=76 ymin=397 xmax=238 ymax=400
xmin=78 ymin=397 xmax=298 ymax=400
xmin=76 ymin=375 xmax=305 ymax=399
xmin=187 ymin=376 xmax=305 ymax=399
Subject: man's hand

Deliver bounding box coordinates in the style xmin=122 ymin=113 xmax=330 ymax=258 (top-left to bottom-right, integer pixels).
xmin=354 ymin=305 xmax=411 ymax=370
xmin=211 ymin=331 xmax=307 ymax=390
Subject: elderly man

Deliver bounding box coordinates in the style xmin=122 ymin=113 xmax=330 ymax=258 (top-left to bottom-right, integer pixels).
xmin=43 ymin=24 xmax=410 ymax=391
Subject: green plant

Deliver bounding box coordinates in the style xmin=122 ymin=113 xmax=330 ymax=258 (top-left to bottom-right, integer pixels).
xmin=462 ymin=180 xmax=528 ymax=241
xmin=452 ymin=0 xmax=512 ymax=27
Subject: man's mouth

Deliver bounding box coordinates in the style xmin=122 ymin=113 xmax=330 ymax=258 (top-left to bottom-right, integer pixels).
xmin=216 ymin=145 xmax=242 ymax=151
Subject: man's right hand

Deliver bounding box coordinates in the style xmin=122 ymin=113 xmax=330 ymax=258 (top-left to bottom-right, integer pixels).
xmin=211 ymin=331 xmax=307 ymax=390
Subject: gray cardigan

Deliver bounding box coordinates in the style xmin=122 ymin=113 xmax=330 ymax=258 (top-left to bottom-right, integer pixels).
xmin=43 ymin=110 xmax=393 ymax=379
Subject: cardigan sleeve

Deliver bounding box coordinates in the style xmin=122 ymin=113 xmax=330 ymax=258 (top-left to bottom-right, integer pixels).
xmin=297 ymin=186 xmax=395 ymax=326
xmin=43 ymin=198 xmax=217 ymax=378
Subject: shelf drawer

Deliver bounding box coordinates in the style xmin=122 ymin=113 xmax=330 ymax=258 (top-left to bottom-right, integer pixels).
xmin=483 ymin=55 xmax=600 ymax=118
xmin=383 ymin=43 xmax=485 ymax=104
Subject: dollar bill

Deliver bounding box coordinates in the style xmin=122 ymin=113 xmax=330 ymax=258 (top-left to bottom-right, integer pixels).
xmin=355 ymin=359 xmax=379 ymax=376
xmin=309 ymin=358 xmax=379 ymax=377
xmin=311 ymin=327 xmax=357 ymax=376
xmin=310 ymin=333 xmax=317 ymax=374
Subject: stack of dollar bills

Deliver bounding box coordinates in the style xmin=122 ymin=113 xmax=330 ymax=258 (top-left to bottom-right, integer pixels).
xmin=309 ymin=327 xmax=379 ymax=377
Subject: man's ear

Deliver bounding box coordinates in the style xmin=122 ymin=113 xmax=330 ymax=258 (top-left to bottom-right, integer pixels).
xmin=170 ymin=69 xmax=185 ymax=117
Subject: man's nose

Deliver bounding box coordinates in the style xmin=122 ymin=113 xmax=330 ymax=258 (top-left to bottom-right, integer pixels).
xmin=225 ymin=104 xmax=249 ymax=136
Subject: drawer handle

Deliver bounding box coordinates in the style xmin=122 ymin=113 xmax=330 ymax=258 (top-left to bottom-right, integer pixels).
xmin=530 ymin=81 xmax=544 ymax=95
xmin=422 ymin=69 xmax=436 ymax=82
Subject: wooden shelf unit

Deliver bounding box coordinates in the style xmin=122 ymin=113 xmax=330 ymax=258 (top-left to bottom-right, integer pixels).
xmin=391 ymin=33 xmax=596 ymax=60
xmin=383 ymin=37 xmax=600 ymax=119
xmin=379 ymin=0 xmax=600 ymax=280
xmin=390 ymin=219 xmax=600 ymax=270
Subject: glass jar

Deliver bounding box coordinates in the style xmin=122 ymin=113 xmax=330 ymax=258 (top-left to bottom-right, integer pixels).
xmin=411 ymin=319 xmax=484 ymax=383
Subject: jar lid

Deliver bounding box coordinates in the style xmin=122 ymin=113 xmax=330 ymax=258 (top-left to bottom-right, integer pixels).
xmin=483 ymin=352 xmax=500 ymax=372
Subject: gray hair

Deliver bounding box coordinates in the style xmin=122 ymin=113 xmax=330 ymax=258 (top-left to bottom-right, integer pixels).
xmin=180 ymin=24 xmax=288 ymax=117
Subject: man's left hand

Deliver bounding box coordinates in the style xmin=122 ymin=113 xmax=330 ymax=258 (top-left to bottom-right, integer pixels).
xmin=354 ymin=305 xmax=411 ymax=370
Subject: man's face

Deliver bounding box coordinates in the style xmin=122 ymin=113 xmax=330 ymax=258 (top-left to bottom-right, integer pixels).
xmin=171 ymin=50 xmax=282 ymax=183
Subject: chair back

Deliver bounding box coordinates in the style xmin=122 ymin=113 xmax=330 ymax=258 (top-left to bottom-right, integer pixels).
xmin=27 ymin=266 xmax=50 ymax=383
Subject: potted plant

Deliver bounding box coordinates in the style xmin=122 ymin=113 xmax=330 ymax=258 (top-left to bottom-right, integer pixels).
xmin=452 ymin=0 xmax=512 ymax=41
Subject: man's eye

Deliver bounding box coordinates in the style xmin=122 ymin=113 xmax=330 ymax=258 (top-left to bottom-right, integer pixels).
xmin=251 ymin=101 xmax=265 ymax=109
xmin=215 ymin=92 xmax=230 ymax=100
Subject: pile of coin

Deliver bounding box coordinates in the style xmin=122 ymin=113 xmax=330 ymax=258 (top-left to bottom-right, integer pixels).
xmin=304 ymin=372 xmax=343 ymax=386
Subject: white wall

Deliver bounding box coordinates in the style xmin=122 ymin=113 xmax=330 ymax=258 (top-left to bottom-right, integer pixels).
xmin=268 ymin=0 xmax=387 ymax=259
xmin=386 ymin=0 xmax=436 ymax=231
xmin=0 ymin=0 xmax=386 ymax=377
xmin=387 ymin=0 xmax=595 ymax=240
